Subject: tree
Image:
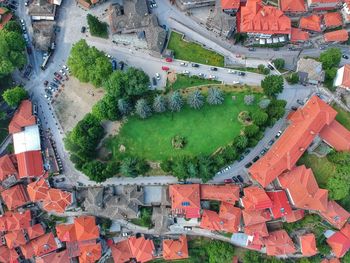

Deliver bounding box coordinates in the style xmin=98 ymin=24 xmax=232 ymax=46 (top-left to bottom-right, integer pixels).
xmin=0 ymin=30 xmax=26 ymax=76
xmin=91 ymin=94 xmax=120 ymax=121
xmin=153 ymin=94 xmax=167 ymax=113
xmin=327 ymin=169 xmax=350 ymax=200
xmin=272 ymin=58 xmax=285 ymax=70
xmin=120 ymin=157 xmax=138 ymax=177
xmin=319 ymin=48 xmax=341 ymax=70
xmin=244 ymin=124 xmax=260 ymax=138
xmin=86 ymin=14 xmax=108 ymax=38
xmin=286 ymin=72 xmax=299 ymax=84
xmin=266 ymin=99 xmax=286 ymax=120
xmin=244 ymin=94 xmax=255 ymax=105
xmin=258 ymin=98 xmax=271 ymax=109
xmin=197 ymin=155 xmax=215 ymax=182
xmin=261 ymin=75 xmax=284 ymax=98
xmin=258 ymin=64 xmax=265 ymax=74
xmin=135 ymin=99 xmax=152 ymax=119
xmin=252 ymin=110 xmax=268 ymax=126
xmin=233 ymin=135 xmax=248 ymax=150
xmin=117 ymin=98 xmax=131 ymax=116
xmin=168 ymin=91 xmax=183 ymax=113
xmin=2 ymin=86 xmax=28 ymax=107
xmin=82 ymin=160 xmax=113 ymax=182
xmin=207 ymin=87 xmax=224 ymax=105
xmin=0 ymin=112 xmax=6 ymax=120
xmin=3 ymin=21 xmax=22 ymax=34
xmin=204 ymin=240 xmax=235 ymax=263
xmin=187 ymin=89 xmax=204 ymax=109
xmin=327 ymin=151 xmax=350 ymax=165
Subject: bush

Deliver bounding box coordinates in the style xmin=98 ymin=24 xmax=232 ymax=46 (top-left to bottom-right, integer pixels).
xmin=272 ymin=58 xmax=285 ymax=70
xmin=286 ymin=72 xmax=299 ymax=84
xmin=2 ymin=86 xmax=28 ymax=107
xmin=87 ymin=14 xmax=108 ymax=38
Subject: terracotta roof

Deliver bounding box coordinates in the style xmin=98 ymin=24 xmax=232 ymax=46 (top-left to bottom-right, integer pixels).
xmin=263 ymin=230 xmax=296 ymax=256
xmin=300 ymin=15 xmax=322 ymax=32
xmin=8 ymin=100 xmax=36 ymax=134
xmin=16 ymin=150 xmax=44 ymax=178
xmin=31 ymin=233 xmax=58 ymax=257
xmin=299 ymin=233 xmax=317 ymax=256
xmin=309 ymin=0 xmax=340 ymax=3
xmin=21 ymin=242 xmax=35 ymax=259
xmin=240 ymin=0 xmax=291 ymax=35
xmin=1 ymin=184 xmax=30 ymax=210
xmin=200 ymin=184 xmax=240 ymax=204
xmin=327 ymin=223 xmax=350 ymax=258
xmin=5 ymin=230 xmax=27 ymax=249
xmin=79 ymin=243 xmax=102 ymax=263
xmin=219 ymin=202 xmax=242 ymax=232
xmin=42 ymin=188 xmax=72 ymax=214
xmin=110 ymin=239 xmax=133 ymax=263
xmin=285 ymin=209 xmax=305 ymax=223
xmin=319 ymin=200 xmax=350 ymax=229
xmin=5 ymin=210 xmax=31 ymax=231
xmin=35 ymin=250 xmax=70 ymax=263
xmin=320 ymin=120 xmax=350 ymax=151
xmin=244 ymin=222 xmax=269 ymax=237
xmin=321 ymin=259 xmax=341 ymax=263
xmin=0 ymin=155 xmax=18 ymax=181
xmin=56 ymin=216 xmax=99 ymax=242
xmin=279 ymin=0 xmax=306 ymax=12
xmin=27 ymin=179 xmax=50 ymax=202
xmin=0 ymin=8 xmax=13 ymax=30
xmin=324 ymin=12 xmax=343 ymax=27
xmin=335 ymin=64 xmax=350 ymax=88
xmin=250 ymin=96 xmax=337 ymax=187
xmin=242 ymin=209 xmax=271 ymax=226
xmin=221 ymin=0 xmax=240 ymax=9
xmin=0 ymin=246 xmax=19 ymax=263
xmin=324 ymin=29 xmax=349 ymax=42
xmin=56 ymin=223 xmax=76 ymax=242
xmin=77 ymin=0 xmax=91 ymax=8
xmin=241 ymin=186 xmax=272 ymax=210
xmin=278 ymin=165 xmax=328 ymax=212
xmin=26 ymin=224 xmax=45 ymax=240
xmin=128 ymin=236 xmax=155 ymax=263
xmin=290 ymin=27 xmax=310 ymax=42
xmin=266 ymin=191 xmax=292 ymax=219
xmin=163 ymin=235 xmax=189 ymax=261
xmin=169 ymin=184 xmax=201 ymax=218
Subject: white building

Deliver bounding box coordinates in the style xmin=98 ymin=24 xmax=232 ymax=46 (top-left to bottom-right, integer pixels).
xmin=13 ymin=125 xmax=41 ymax=154
xmin=334 ymin=64 xmax=350 ymax=90
xmin=341 ymin=0 xmax=350 ymax=23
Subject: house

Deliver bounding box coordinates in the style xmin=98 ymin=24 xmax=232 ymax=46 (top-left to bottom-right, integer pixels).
xmin=299 ymin=233 xmax=317 ymax=256
xmin=319 ymin=120 xmax=350 ymax=151
xmin=163 ymin=235 xmax=189 ymax=261
xmin=324 ymin=29 xmax=349 ymax=42
xmin=1 ymin=184 xmax=30 ymax=210
xmin=290 ymin=28 xmax=310 ymax=43
xmin=76 ymin=0 xmax=103 ymax=9
xmin=323 ymin=12 xmax=343 ymax=28
xmin=28 ymin=0 xmax=56 ymax=21
xmin=306 ymin=0 xmax=341 ymax=11
xmin=319 ymin=200 xmax=350 ymax=229
xmin=32 ymin=21 xmax=56 ymax=51
xmin=175 ymin=0 xmax=215 ymax=10
xmin=200 ymin=184 xmax=239 ymax=204
xmin=0 ymin=7 xmax=13 ymax=30
xmin=16 ymin=151 xmax=44 ymax=178
xmin=0 ymin=246 xmax=20 ymax=262
xmin=36 ymin=250 xmax=70 ymax=263
xmin=299 ymin=15 xmax=322 ymax=32
xmin=242 ymin=209 xmax=271 ymax=227
xmin=279 ymin=0 xmax=307 ymax=14
xmin=241 ymin=186 xmax=272 ymax=210
xmin=277 ymin=165 xmax=328 ymax=212
xmin=26 ymin=224 xmax=45 ymax=240
xmin=334 ymin=64 xmax=350 ymax=90
xmin=266 ymin=190 xmax=292 ymax=219
xmin=297 ymin=58 xmax=325 ymax=84
xmin=221 ymin=0 xmax=240 ymax=13
xmin=240 ymin=0 xmax=291 ymax=38
xmin=341 ymin=0 xmax=350 ymax=23
xmin=285 ymin=209 xmax=305 ymax=223
xmin=0 ymin=155 xmax=18 ymax=185
xmin=245 ymin=222 xmax=269 ymax=237
xmin=263 ymin=230 xmax=296 ymax=256
xmin=8 ymin=100 xmax=36 ymax=134
xmin=326 ymin=223 xmax=350 ymax=258
xmin=0 ymin=210 xmax=32 ymax=231
xmin=169 ymin=184 xmax=201 ymax=218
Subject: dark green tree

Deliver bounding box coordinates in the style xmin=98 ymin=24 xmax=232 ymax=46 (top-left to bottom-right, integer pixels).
xmin=272 ymin=58 xmax=285 ymax=70
xmin=258 ymin=98 xmax=271 ymax=109
xmin=327 ymin=168 xmax=350 ymax=200
xmin=92 ymin=94 xmax=120 ymax=121
xmin=286 ymin=72 xmax=299 ymax=84
xmin=120 ymin=157 xmax=138 ymax=177
xmin=233 ymin=135 xmax=248 ymax=150
xmin=252 ymin=110 xmax=268 ymax=126
xmin=204 ymin=240 xmax=235 ymax=263
xmin=244 ymin=124 xmax=260 ymax=138
xmin=4 ymin=21 xmax=22 ymax=34
xmin=261 ymin=75 xmax=284 ymax=98
xmin=86 ymin=14 xmax=108 ymax=38
xmin=82 ymin=160 xmax=112 ymax=182
xmin=2 ymin=86 xmax=28 ymax=107
xmin=319 ymin=48 xmax=341 ymax=70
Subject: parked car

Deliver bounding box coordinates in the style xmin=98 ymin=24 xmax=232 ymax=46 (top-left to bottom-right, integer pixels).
xmin=55 ymin=178 xmax=65 ymax=183
xmin=232 ymin=177 xmax=239 ymax=183
xmin=252 ymin=156 xmax=260 ymax=162
xmin=232 ymin=80 xmax=240 ymax=84
xmin=152 ymin=77 xmax=157 ymax=86
xmin=244 ymin=149 xmax=251 ymax=155
xmin=54 ymin=72 xmax=62 ymax=80
xmin=297 ymin=99 xmax=304 ymax=105
xmin=208 ymin=75 xmax=216 ymax=80
xmin=248 ymin=47 xmax=256 ymax=51
xmin=224 ymin=179 xmax=233 ymax=184
xmin=44 ymin=80 xmax=48 ymax=86
xmin=198 ymin=73 xmax=205 ymax=78
xmin=237 ymin=175 xmax=244 ymax=183
xmin=342 ymin=55 xmax=349 ymax=59
xmin=33 ymin=104 xmax=38 ymax=115
xmin=245 ymin=162 xmax=252 ymax=168
xmin=276 ymin=130 xmax=283 ymax=138
xmin=238 ymin=72 xmax=246 ymax=76
xmin=191 ymin=63 xmax=199 ymax=67
xmin=268 ymin=139 xmax=274 ymax=146
xmin=228 ymin=69 xmax=237 ymax=74
xmin=81 ymin=26 xmax=86 ymax=33
xmin=268 ymin=64 xmax=274 ymax=70
xmin=182 ymin=70 xmax=190 ymax=75
xmin=112 ymin=60 xmax=117 ymax=70
xmin=238 ymin=155 xmax=244 ymax=161
xmin=210 ymin=67 xmax=218 ymax=71
xmin=119 ymin=61 xmax=125 ymax=71
xmin=165 ymin=57 xmax=173 ymax=62
xmin=291 ymin=106 xmax=298 ymax=111
xmin=156 ymin=73 xmax=160 ymax=80
xmin=161 ymin=66 xmax=169 ymax=71
xmin=180 ymin=62 xmax=187 ymax=66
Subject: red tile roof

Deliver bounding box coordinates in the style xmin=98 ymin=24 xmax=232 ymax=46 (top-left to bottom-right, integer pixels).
xmin=169 ymin=184 xmax=201 ymax=218
xmin=300 ymin=15 xmax=322 ymax=32
xmin=280 ymin=0 xmax=306 ymax=12
xmin=266 ymin=191 xmax=292 ymax=219
xmin=200 ymin=184 xmax=240 ymax=204
xmin=320 ymin=120 xmax=350 ymax=151
xmin=56 ymin=224 xmax=76 ymax=242
xmin=321 ymin=259 xmax=341 ymax=263
xmin=79 ymin=243 xmax=102 ymax=263
xmin=219 ymin=202 xmax=241 ymax=232
xmin=56 ymin=216 xmax=99 ymax=242
xmin=35 ymin=250 xmax=70 ymax=263
xmin=324 ymin=29 xmax=349 ymax=42
xmin=21 ymin=242 xmax=35 ymax=259
xmin=5 ymin=230 xmax=27 ymax=249
xmin=31 ymin=233 xmax=58 ymax=257
xmin=285 ymin=209 xmax=305 ymax=223
xmin=242 ymin=209 xmax=271 ymax=226
xmin=163 ymin=235 xmax=189 ymax=261
xmin=323 ymin=12 xmax=343 ymax=28
xmin=0 ymin=8 xmax=13 ymax=30
xmin=249 ymin=96 xmax=337 ymax=187
xmin=42 ymin=188 xmax=72 ymax=214
xmin=327 ymin=223 xmax=350 ymax=258
xmin=110 ymin=239 xmax=133 ymax=263
xmin=1 ymin=184 xmax=29 ymax=210
xmin=244 ymin=222 xmax=269 ymax=237
xmin=221 ymin=0 xmax=240 ymax=9
xmin=241 ymin=186 xmax=272 ymax=210
xmin=300 ymin=233 xmax=317 ymax=256
xmin=26 ymin=224 xmax=45 ymax=240
xmin=263 ymin=230 xmax=296 ymax=256
xmin=278 ymin=165 xmax=328 ymax=212
xmin=240 ymin=0 xmax=291 ymax=35
xmin=336 ymin=64 xmax=350 ymax=88
xmin=290 ymin=28 xmax=310 ymax=42
xmin=0 ymin=155 xmax=18 ymax=181
xmin=27 ymin=179 xmax=50 ymax=202
xmin=320 ymin=200 xmax=350 ymax=229
xmin=16 ymin=150 xmax=44 ymax=178
xmin=128 ymin=236 xmax=155 ymax=263
xmin=8 ymin=100 xmax=36 ymax=134
xmin=5 ymin=210 xmax=31 ymax=231
xmin=0 ymin=246 xmax=19 ymax=263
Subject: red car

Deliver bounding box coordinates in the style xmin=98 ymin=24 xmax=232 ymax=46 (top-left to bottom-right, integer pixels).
xmin=161 ymin=66 xmax=170 ymax=71
xmin=54 ymin=72 xmax=62 ymax=80
xmin=224 ymin=179 xmax=233 ymax=184
xmin=165 ymin=57 xmax=173 ymax=62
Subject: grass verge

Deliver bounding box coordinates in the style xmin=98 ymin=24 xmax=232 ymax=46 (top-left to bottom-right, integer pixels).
xmin=167 ymin=74 xmax=221 ymax=91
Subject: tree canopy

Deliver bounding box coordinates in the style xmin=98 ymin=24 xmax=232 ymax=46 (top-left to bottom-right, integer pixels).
xmin=204 ymin=240 xmax=235 ymax=263
xmin=319 ymin=48 xmax=341 ymax=70
xmin=261 ymin=75 xmax=284 ymax=98
xmin=87 ymin=14 xmax=108 ymax=38
xmin=2 ymin=86 xmax=28 ymax=107
xmin=272 ymin=58 xmax=285 ymax=70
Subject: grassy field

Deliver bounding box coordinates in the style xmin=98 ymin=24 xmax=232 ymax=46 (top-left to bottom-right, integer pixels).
xmin=297 ymin=154 xmax=335 ymax=188
xmin=167 ymin=74 xmax=221 ymax=91
xmin=110 ymin=92 xmax=261 ymax=161
xmin=167 ymin=32 xmax=225 ymax=67
xmin=333 ymin=104 xmax=350 ymax=130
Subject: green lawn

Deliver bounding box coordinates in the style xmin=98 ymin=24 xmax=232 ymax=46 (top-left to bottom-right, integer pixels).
xmin=167 ymin=74 xmax=221 ymax=91
xmin=297 ymin=154 xmax=335 ymax=188
xmin=334 ymin=105 xmax=350 ymax=130
xmin=167 ymin=32 xmax=225 ymax=67
xmin=110 ymin=92 xmax=261 ymax=161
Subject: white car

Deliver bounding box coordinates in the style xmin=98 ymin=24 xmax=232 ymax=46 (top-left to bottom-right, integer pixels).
xmin=156 ymin=73 xmax=160 ymax=80
xmin=208 ymin=75 xmax=217 ymax=79
xmin=182 ymin=70 xmax=190 ymax=75
xmin=232 ymin=80 xmax=240 ymax=84
xmin=198 ymin=73 xmax=205 ymax=78
xmin=228 ymin=69 xmax=237 ymax=74
xmin=63 ymin=65 xmax=67 ymax=69
xmin=20 ymin=19 xmax=25 ymax=25
xmin=180 ymin=62 xmax=188 ymax=67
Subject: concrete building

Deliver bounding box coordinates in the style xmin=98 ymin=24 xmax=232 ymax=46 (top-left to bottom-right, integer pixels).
xmin=334 ymin=64 xmax=350 ymax=90
xmin=296 ymin=58 xmax=324 ymax=84
xmin=28 ymin=0 xmax=56 ymax=21
xmin=175 ymin=0 xmax=215 ymax=10
xmin=341 ymin=0 xmax=350 ymax=23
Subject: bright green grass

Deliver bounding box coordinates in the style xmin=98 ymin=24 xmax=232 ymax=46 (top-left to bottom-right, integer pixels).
xmin=168 ymin=74 xmax=221 ymax=91
xmin=297 ymin=154 xmax=335 ymax=188
xmin=110 ymin=92 xmax=261 ymax=161
xmin=333 ymin=105 xmax=350 ymax=130
xmin=167 ymin=32 xmax=225 ymax=67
